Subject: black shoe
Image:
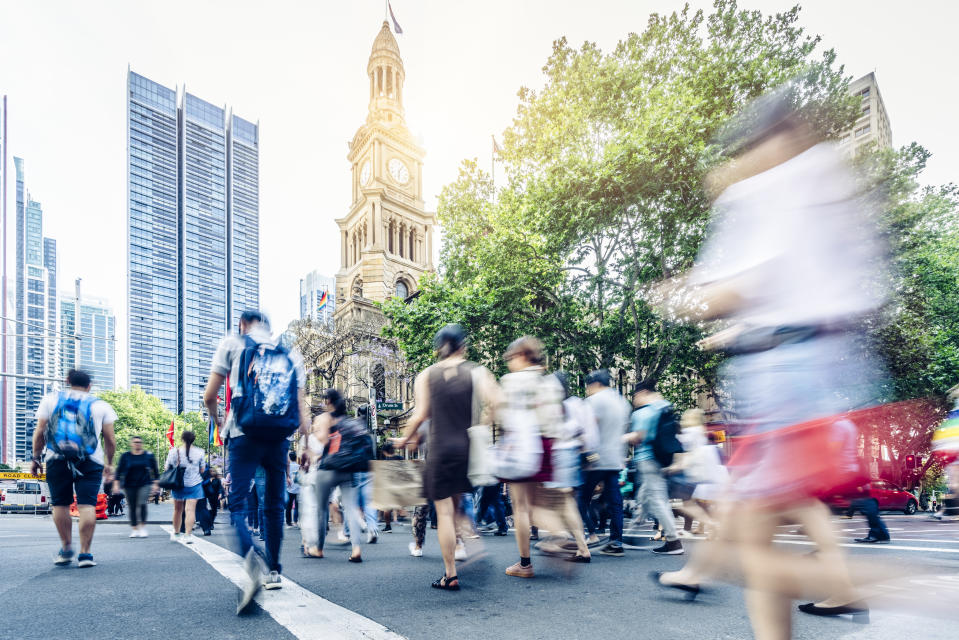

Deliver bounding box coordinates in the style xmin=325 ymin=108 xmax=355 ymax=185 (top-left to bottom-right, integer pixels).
xmin=652 ymin=539 xmax=685 ymax=555
xmin=493 ymin=530 xmax=508 ymax=536
xmin=798 ymin=602 xmax=869 ymax=623
xmin=383 ymin=524 xmax=392 ymax=533
xmin=203 ymin=530 xmax=212 ymax=536
xmin=853 ymin=536 xmax=890 ymax=544
xmin=649 ymin=571 xmax=701 ymax=601
xmin=599 ymin=543 xmax=624 ymax=557
xmin=565 ymin=553 xmax=591 ymax=563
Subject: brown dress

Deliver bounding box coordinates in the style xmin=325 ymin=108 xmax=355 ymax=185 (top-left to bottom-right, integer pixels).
xmin=423 ymin=361 xmax=474 ymax=501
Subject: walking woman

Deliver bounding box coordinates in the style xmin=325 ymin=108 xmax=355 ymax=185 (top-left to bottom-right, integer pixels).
xmin=500 ymin=336 xmax=591 ymax=578
xmin=397 ymin=324 xmax=500 ymax=590
xmin=299 ymin=389 xmax=365 ymax=562
xmin=165 ymin=430 xmax=206 ymax=543
xmin=113 ymin=436 xmax=159 ymax=538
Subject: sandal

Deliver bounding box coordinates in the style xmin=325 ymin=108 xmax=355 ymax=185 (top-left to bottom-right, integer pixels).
xmin=303 ymin=546 xmax=324 ymax=558
xmin=431 ymin=574 xmax=460 ymax=590
xmin=348 ymin=553 xmax=362 ymax=563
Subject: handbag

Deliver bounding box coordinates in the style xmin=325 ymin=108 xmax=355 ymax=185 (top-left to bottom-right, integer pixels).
xmin=157 ymin=449 xmax=185 ymax=491
xmin=370 ymin=459 xmax=425 ymax=510
xmin=467 ymin=365 xmax=497 ymax=487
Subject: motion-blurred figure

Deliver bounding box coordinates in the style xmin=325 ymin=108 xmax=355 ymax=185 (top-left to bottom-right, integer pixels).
xmin=651 ymin=87 xmax=888 ymax=638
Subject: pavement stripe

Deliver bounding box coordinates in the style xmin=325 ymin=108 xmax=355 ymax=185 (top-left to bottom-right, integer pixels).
xmin=161 ymin=526 xmax=406 ymax=640
xmin=774 ymin=538 xmax=959 ymax=554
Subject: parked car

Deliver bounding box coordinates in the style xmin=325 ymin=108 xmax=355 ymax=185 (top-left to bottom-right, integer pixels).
xmin=0 ymin=480 xmax=51 ymax=514
xmin=824 ymin=480 xmax=920 ymax=515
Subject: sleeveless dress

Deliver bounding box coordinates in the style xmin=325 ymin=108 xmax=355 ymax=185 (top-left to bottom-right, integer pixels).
xmin=423 ymin=361 xmax=474 ymax=501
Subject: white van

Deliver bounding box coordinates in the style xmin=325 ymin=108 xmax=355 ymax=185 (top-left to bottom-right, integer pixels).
xmin=0 ymin=479 xmax=52 ymax=514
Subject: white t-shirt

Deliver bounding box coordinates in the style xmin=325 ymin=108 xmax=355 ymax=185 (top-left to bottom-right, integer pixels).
xmin=210 ymin=324 xmax=306 ymax=441
xmin=36 ymin=390 xmax=118 ymax=465
xmin=287 ymin=460 xmax=301 ymax=494
xmin=164 ymin=446 xmax=206 ymax=488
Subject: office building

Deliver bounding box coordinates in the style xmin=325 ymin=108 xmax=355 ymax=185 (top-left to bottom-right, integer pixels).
xmin=839 ymin=72 xmax=893 ymax=155
xmin=127 ymin=70 xmax=259 ymax=413
xmin=13 ymin=157 xmax=58 ymax=462
xmin=61 ymin=293 xmax=115 ymax=392
xmin=0 ymin=96 xmax=8 ymax=464
xmin=299 ymin=270 xmax=336 ymax=327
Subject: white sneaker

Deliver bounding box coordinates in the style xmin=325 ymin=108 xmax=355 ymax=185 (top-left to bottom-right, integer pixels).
xmin=408 ymin=542 xmax=423 ymax=557
xmin=129 ymin=530 xmax=140 ymax=538
xmin=139 ymin=528 xmax=149 ymax=538
xmin=677 ymin=530 xmax=695 ymax=539
xmin=454 ymin=542 xmax=468 ymax=561
xmin=366 ymin=529 xmax=378 ymax=544
xmin=237 ymin=549 xmax=263 ymax=614
xmin=337 ymin=530 xmax=350 ymax=544
xmin=184 ymin=534 xmax=194 ymax=545
xmin=171 ymin=532 xmax=183 ymax=542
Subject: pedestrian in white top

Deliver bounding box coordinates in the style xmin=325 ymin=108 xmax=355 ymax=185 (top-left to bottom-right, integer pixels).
xmin=165 ymin=430 xmax=206 ymax=544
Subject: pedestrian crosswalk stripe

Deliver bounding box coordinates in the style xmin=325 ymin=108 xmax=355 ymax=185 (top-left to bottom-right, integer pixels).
xmin=161 ymin=526 xmax=406 ymax=640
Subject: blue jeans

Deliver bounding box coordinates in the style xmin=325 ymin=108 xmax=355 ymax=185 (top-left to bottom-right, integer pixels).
xmin=254 ymin=467 xmax=267 ymax=539
xmin=578 ymin=469 xmax=624 ymax=544
xmin=227 ymin=436 xmax=288 ymax=573
xmin=476 ymin=483 xmax=507 ymax=533
xmin=851 ymin=497 xmax=890 ymax=540
xmin=344 ymin=471 xmax=378 ymax=536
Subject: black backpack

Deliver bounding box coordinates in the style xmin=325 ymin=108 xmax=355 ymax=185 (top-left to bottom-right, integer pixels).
xmin=319 ymin=418 xmax=374 ymax=473
xmin=651 ymin=406 xmax=684 ymax=468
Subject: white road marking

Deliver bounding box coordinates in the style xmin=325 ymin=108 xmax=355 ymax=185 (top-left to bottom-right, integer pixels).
xmin=774 ymin=538 xmax=959 ymax=554
xmin=161 ymin=526 xmax=406 ymax=640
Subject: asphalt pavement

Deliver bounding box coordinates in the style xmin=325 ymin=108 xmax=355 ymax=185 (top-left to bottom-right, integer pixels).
xmin=2 ymin=507 xmax=957 ymax=640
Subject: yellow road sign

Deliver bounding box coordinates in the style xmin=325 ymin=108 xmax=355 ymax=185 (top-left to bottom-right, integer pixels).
xmin=0 ymin=471 xmax=46 ymax=481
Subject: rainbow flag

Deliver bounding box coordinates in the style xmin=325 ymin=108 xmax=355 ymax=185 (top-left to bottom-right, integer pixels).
xmin=209 ymin=416 xmax=223 ymax=447
xmin=317 ymin=290 xmax=328 ymax=311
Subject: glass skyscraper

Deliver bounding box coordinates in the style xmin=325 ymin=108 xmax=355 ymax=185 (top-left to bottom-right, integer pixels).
xmin=61 ymin=294 xmax=115 ymax=393
xmin=13 ymin=157 xmax=58 ymax=462
xmin=299 ymin=270 xmax=336 ymax=328
xmin=127 ymin=70 xmax=258 ymax=413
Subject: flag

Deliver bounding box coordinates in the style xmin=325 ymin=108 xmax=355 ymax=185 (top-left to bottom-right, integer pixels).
xmin=317 ymin=289 xmax=328 ymax=311
xmin=209 ymin=416 xmax=223 ymax=447
xmin=166 ymin=420 xmax=175 ymax=449
xmin=388 ymin=1 xmax=403 ymax=34
xmin=492 ymin=135 xmax=503 ymax=158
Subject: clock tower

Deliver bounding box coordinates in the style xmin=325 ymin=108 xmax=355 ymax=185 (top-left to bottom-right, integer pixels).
xmin=335 ymin=21 xmax=435 ymax=324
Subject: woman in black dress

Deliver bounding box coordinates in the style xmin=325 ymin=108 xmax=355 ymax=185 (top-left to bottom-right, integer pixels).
xmin=398 ymin=324 xmax=499 ymax=590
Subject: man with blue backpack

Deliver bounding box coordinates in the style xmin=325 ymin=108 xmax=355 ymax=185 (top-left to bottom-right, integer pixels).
xmin=204 ymin=310 xmax=310 ymax=614
xmin=31 ymin=369 xmax=118 ymax=568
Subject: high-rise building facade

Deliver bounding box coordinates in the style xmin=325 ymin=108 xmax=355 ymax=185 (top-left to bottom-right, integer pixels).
xmin=60 ymin=293 xmax=114 ymax=392
xmin=127 ymin=70 xmax=259 ymax=413
xmin=839 ymin=72 xmax=892 ymax=155
xmin=13 ymin=157 xmax=58 ymax=462
xmin=300 ymin=270 xmax=336 ymax=327
xmin=0 ymin=95 xmax=8 ymax=463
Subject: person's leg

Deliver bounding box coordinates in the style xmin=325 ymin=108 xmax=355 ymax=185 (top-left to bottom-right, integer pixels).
xmin=52 ymin=506 xmax=73 ymax=550
xmin=75 ymin=505 xmax=96 ymax=554
xmin=601 ymin=470 xmax=624 ymax=545
xmin=412 ymin=504 xmax=428 ymax=549
xmin=578 ymin=472 xmax=601 ymax=537
xmin=255 ymin=470 xmax=267 ymax=540
xmin=138 ymin=485 xmax=150 ymax=529
xmin=354 ymin=471 xmax=378 ymax=534
xmin=313 ymin=471 xmax=337 ymax=551
xmin=172 ymin=500 xmax=184 ymax=533
xmin=339 ymin=477 xmax=365 ymax=560
xmin=286 ymin=493 xmax=294 ymax=527
xmin=490 ymin=485 xmax=508 ymax=533
xmin=292 ymin=494 xmax=299 ymax=525
xmin=558 ymin=489 xmax=590 ymax=556
xmin=433 ymin=497 xmax=457 ymax=579
xmin=509 ymin=483 xmax=532 ymax=558
xmin=429 ymin=501 xmax=437 ymax=528
xmin=261 ymin=442 xmax=288 ymax=574
xmin=127 ymin=485 xmax=141 ymax=529
xmin=639 ymin=460 xmax=678 ymax=541
xmin=227 ymin=437 xmax=258 ymax=561
xmin=860 ymin=498 xmax=890 ymax=540
xmin=184 ymin=498 xmax=198 ymax=534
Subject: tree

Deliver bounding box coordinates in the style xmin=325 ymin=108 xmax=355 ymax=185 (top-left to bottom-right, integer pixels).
xmin=98 ymin=387 xmax=213 ymax=457
xmin=385 ymin=0 xmax=859 ymax=404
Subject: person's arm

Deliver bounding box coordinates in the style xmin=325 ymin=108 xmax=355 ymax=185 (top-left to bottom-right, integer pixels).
xmin=204 ymin=372 xmax=226 ymax=429
xmin=623 ymin=412 xmax=645 ymax=446
xmin=398 ymin=371 xmax=430 ymax=449
xmin=477 ymin=367 xmax=502 ymax=425
xmin=113 ymin=452 xmax=128 ymax=491
xmin=298 ymin=387 xmax=311 ymax=436
xmin=30 ymin=419 xmax=47 ymax=478
xmin=102 ymin=418 xmax=117 ymax=484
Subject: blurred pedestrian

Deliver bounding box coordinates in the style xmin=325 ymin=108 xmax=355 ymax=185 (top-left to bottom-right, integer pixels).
xmin=204 ymin=310 xmax=311 ymax=612
xmin=397 ymin=324 xmax=500 ymax=590
xmin=31 ymin=369 xmax=118 ymax=568
xmin=165 ymin=430 xmax=206 ymax=544
xmin=207 ymin=467 xmax=223 ymax=523
xmin=114 ymin=436 xmax=159 ymax=538
xmin=286 ymin=451 xmax=300 ymax=528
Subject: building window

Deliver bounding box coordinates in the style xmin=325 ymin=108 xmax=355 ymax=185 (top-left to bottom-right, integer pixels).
xmin=854 ymin=125 xmax=870 ymax=138
xmin=861 ymin=104 xmax=870 ymax=118
xmin=858 ymin=87 xmax=870 ymax=99
xmin=395 ymin=280 xmax=408 ymax=300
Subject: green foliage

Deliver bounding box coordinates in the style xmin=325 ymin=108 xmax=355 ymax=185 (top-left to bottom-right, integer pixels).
xmin=97 ymin=387 xmax=212 ymax=456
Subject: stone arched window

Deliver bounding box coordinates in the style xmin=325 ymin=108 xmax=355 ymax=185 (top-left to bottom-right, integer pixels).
xmin=394 ymin=280 xmax=409 ymax=300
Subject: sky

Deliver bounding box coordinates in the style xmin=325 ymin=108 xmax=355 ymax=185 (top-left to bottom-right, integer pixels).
xmin=1 ymin=1 xmax=957 ymax=388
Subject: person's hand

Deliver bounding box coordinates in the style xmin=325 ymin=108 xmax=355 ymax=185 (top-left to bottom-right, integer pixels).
xmin=103 ymin=465 xmax=114 ymax=484
xmin=151 ymin=482 xmax=159 ymax=496
xmin=696 ymin=324 xmax=745 ymax=352
xmin=391 ymin=437 xmax=416 ymax=453
xmin=30 ymin=459 xmax=42 ymax=478
xmin=112 ymin=480 xmax=121 ymax=494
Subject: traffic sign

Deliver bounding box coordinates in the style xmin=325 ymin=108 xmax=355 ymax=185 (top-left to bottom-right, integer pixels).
xmin=377 ymin=402 xmax=403 ymax=411
xmin=0 ymin=471 xmax=46 ymax=481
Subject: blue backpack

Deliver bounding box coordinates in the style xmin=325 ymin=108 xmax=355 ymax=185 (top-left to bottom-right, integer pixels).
xmin=46 ymin=393 xmax=99 ymax=465
xmin=232 ymin=335 xmax=300 ymax=441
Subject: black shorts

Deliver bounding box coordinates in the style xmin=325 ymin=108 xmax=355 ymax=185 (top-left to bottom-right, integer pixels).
xmin=46 ymin=458 xmax=104 ymax=506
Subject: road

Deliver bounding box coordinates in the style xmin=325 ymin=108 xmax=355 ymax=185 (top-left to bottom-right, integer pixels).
xmin=2 ymin=506 xmax=957 ymax=640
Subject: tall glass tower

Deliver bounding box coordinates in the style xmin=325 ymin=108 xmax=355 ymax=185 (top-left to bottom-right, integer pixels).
xmin=127 ymin=70 xmax=259 ymax=413
xmin=61 ymin=293 xmax=115 ymax=392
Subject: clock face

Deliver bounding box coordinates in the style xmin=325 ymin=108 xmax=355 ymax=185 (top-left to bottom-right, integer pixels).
xmin=360 ymin=161 xmax=371 ymax=186
xmin=388 ymin=158 xmax=410 ymax=184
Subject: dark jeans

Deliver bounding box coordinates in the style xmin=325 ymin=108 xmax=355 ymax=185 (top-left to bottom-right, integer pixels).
xmin=125 ymin=484 xmax=150 ymax=527
xmin=286 ymin=492 xmax=299 ymax=525
xmin=476 ymin=483 xmax=507 ymax=533
xmin=254 ymin=467 xmax=267 ymax=538
xmin=227 ymin=436 xmax=288 ymax=573
xmin=852 ymin=497 xmax=890 ymax=540
xmin=208 ymin=495 xmax=219 ymax=522
xmin=578 ymin=469 xmax=624 ymax=544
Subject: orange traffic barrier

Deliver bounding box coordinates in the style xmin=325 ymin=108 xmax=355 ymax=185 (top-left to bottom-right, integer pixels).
xmin=69 ymin=493 xmax=109 ymax=520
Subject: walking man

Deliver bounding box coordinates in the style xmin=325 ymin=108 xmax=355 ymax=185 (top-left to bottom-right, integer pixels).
xmin=580 ymin=370 xmax=631 ymax=556
xmin=31 ymin=369 xmax=118 ymax=567
xmin=204 ymin=311 xmax=311 ymax=613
